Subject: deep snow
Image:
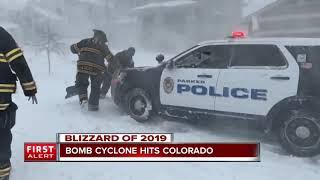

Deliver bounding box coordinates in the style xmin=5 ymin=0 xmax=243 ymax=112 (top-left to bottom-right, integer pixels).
xmin=8 ymin=47 xmax=320 ymax=180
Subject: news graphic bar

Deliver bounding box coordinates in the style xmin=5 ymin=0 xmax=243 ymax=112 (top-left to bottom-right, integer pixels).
xmin=58 ymin=133 xmax=173 ymax=143
xmin=24 ymin=133 xmax=260 ymax=162
xmin=58 ymin=143 xmax=260 ymax=162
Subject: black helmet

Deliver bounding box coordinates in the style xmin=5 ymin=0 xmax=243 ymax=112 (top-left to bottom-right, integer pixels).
xmin=93 ymin=29 xmax=108 ymax=43
xmin=156 ymin=54 xmax=165 ymax=63
xmin=127 ymin=47 xmax=135 ymax=56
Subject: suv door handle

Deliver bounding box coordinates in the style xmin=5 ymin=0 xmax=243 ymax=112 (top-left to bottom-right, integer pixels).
xmin=198 ymin=74 xmax=212 ymax=78
xmin=270 ymin=76 xmax=290 ymax=80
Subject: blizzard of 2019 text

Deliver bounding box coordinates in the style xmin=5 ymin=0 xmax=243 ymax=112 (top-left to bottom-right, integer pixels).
xmin=58 ymin=133 xmax=172 ymax=143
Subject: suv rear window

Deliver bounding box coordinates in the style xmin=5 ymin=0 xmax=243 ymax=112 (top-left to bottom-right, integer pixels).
xmin=230 ymin=45 xmax=287 ymax=67
xmin=286 ymin=46 xmax=320 ymax=64
xmin=286 ymin=46 xmax=320 ymax=97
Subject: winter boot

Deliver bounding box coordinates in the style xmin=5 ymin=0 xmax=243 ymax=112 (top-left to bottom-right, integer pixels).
xmin=65 ymin=85 xmax=79 ymax=99
xmin=0 ymin=161 xmax=11 ymax=180
xmin=79 ymin=95 xmax=88 ymax=105
xmin=88 ymin=104 xmax=99 ymax=111
xmin=100 ymin=93 xmax=107 ymax=99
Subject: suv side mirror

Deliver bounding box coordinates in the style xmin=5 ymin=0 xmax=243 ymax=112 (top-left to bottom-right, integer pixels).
xmin=156 ymin=54 xmax=165 ymax=64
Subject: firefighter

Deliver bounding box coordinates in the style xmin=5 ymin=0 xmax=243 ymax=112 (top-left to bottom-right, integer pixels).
xmin=70 ymin=29 xmax=113 ymax=111
xmin=100 ymin=47 xmax=135 ymax=98
xmin=0 ymin=26 xmax=37 ymax=180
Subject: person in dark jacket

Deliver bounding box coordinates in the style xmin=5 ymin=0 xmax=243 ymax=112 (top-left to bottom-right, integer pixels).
xmin=100 ymin=47 xmax=135 ymax=98
xmin=0 ymin=26 xmax=37 ymax=180
xmin=70 ymin=29 xmax=113 ymax=111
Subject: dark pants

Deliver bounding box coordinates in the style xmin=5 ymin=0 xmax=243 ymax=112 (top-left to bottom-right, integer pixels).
xmin=100 ymin=72 xmax=112 ymax=96
xmin=0 ymin=130 xmax=12 ymax=165
xmin=0 ymin=103 xmax=17 ymax=165
xmin=75 ymin=72 xmax=103 ymax=107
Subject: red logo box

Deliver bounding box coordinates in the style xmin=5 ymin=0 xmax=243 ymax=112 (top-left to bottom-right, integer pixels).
xmin=24 ymin=143 xmax=57 ymax=162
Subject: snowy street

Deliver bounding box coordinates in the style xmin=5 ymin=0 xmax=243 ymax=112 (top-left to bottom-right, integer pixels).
xmin=9 ymin=49 xmax=320 ymax=180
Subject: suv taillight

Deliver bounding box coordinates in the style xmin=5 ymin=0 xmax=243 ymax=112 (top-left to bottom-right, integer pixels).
xmin=118 ymin=72 xmax=127 ymax=83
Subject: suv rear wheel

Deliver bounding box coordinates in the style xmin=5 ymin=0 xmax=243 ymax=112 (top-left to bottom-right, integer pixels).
xmin=125 ymin=88 xmax=153 ymax=123
xmin=279 ymin=110 xmax=320 ymax=157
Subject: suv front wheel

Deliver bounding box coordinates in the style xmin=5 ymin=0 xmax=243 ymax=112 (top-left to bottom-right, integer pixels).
xmin=125 ymin=88 xmax=153 ymax=123
xmin=279 ymin=110 xmax=320 ymax=157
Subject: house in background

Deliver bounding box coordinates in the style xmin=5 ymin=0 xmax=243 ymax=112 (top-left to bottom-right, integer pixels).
xmin=241 ymin=0 xmax=320 ymax=37
xmin=2 ymin=0 xmax=245 ymax=51
xmin=26 ymin=0 xmax=110 ymax=38
xmin=130 ymin=0 xmax=243 ymax=51
xmin=0 ymin=8 xmax=20 ymax=41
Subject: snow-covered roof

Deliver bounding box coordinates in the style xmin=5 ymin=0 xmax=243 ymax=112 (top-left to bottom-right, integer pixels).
xmin=0 ymin=0 xmax=27 ymax=10
xmin=132 ymin=0 xmax=197 ymax=11
xmin=78 ymin=0 xmax=104 ymax=5
xmin=243 ymin=0 xmax=294 ymax=21
xmin=114 ymin=16 xmax=136 ymax=24
xmin=32 ymin=6 xmax=63 ymax=21
xmin=243 ymin=0 xmax=277 ymax=17
xmin=0 ymin=21 xmax=19 ymax=29
xmin=199 ymin=38 xmax=320 ymax=46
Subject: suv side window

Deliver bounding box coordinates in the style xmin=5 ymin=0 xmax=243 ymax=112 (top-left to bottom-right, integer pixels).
xmin=230 ymin=45 xmax=287 ymax=67
xmin=175 ymin=45 xmax=231 ymax=69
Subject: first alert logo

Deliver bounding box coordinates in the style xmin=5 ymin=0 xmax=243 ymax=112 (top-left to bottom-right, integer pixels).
xmin=64 ymin=146 xmax=214 ymax=156
xmin=24 ymin=143 xmax=57 ymax=161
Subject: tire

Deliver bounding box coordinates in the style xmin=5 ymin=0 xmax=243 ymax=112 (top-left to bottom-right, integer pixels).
xmin=125 ymin=88 xmax=153 ymax=123
xmin=278 ymin=110 xmax=320 ymax=157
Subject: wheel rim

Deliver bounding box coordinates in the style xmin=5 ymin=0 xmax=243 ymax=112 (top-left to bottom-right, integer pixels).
xmin=296 ymin=126 xmax=311 ymax=139
xmin=129 ymin=95 xmax=147 ymax=117
xmin=285 ymin=117 xmax=320 ymax=149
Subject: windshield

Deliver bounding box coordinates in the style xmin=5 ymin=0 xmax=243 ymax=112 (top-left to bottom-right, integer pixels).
xmin=167 ymin=45 xmax=199 ymax=62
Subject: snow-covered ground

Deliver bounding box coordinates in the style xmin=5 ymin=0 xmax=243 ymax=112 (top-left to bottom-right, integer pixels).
xmin=9 ymin=48 xmax=320 ymax=180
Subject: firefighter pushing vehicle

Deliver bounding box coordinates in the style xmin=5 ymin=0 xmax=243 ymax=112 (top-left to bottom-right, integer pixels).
xmin=66 ymin=47 xmax=135 ymax=101
xmin=0 ymin=26 xmax=38 ymax=180
xmin=68 ymin=29 xmax=113 ymax=111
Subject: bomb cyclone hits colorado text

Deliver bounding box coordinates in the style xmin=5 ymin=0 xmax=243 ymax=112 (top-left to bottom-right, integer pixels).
xmin=65 ymin=147 xmax=214 ymax=155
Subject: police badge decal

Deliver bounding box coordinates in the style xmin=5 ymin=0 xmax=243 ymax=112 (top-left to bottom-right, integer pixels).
xmin=163 ymin=77 xmax=174 ymax=94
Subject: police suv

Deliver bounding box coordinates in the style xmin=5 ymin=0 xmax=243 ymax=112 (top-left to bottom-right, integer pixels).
xmin=111 ymin=33 xmax=320 ymax=157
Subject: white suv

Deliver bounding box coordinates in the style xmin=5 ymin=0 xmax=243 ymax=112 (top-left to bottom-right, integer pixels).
xmin=111 ymin=35 xmax=320 ymax=157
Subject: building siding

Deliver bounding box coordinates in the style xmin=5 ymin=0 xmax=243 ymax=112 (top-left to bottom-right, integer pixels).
xmin=243 ymin=0 xmax=320 ymax=37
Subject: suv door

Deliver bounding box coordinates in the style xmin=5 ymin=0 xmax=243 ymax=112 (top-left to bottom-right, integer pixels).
xmin=215 ymin=44 xmax=300 ymax=116
xmin=160 ymin=45 xmax=230 ymax=111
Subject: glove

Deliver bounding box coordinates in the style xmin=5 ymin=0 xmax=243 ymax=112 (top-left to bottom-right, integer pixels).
xmin=28 ymin=96 xmax=38 ymax=104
